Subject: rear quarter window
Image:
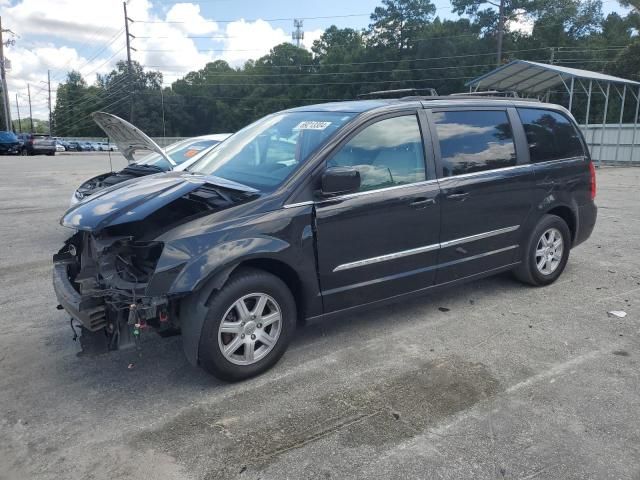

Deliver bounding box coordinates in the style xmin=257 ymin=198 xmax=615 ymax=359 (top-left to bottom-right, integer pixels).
xmin=517 ymin=108 xmax=585 ymax=163
xmin=432 ymin=110 xmax=517 ymax=177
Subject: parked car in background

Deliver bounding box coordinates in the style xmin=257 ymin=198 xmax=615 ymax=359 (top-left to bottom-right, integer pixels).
xmin=0 ymin=131 xmax=21 ymax=155
xmin=65 ymin=141 xmax=84 ymax=152
xmin=55 ymin=141 xmax=66 ymax=152
xmin=17 ymin=133 xmax=56 ymax=156
xmin=54 ymin=97 xmax=597 ymax=381
xmin=70 ymin=112 xmax=230 ymax=205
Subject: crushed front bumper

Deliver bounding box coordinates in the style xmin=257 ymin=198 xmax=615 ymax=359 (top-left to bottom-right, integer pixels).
xmin=52 ymin=262 xmax=107 ymax=331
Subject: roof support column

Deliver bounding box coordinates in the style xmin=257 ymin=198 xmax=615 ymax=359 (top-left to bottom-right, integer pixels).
xmin=615 ymin=84 xmax=626 ymax=163
xmin=598 ymin=82 xmax=611 ymax=167
xmin=632 ymin=87 xmax=640 ymax=163
xmin=568 ymin=77 xmax=575 ymax=113
xmin=585 ymin=80 xmax=592 ymax=127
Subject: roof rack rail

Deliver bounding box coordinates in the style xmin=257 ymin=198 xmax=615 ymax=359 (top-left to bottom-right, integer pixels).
xmin=450 ymin=90 xmax=520 ymax=98
xmin=357 ymin=87 xmax=438 ymax=99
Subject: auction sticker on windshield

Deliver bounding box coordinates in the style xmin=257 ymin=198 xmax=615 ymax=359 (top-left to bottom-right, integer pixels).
xmin=294 ymin=121 xmax=332 ymax=130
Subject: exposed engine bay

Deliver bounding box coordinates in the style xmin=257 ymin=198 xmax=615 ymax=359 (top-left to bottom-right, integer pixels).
xmin=54 ymin=231 xmax=174 ymax=353
xmin=74 ymin=164 xmax=164 ymax=202
xmin=54 ymin=176 xmax=259 ymax=354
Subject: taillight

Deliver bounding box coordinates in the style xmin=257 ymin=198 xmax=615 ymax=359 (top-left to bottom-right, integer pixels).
xmin=589 ymin=161 xmax=596 ymax=200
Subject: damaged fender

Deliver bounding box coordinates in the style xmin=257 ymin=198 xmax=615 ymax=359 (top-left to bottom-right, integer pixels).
xmin=161 ymin=236 xmax=292 ymax=366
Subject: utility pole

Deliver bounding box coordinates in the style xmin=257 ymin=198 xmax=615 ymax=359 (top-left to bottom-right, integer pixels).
xmin=549 ymin=47 xmax=556 ymax=65
xmin=0 ymin=16 xmax=13 ymax=131
xmin=496 ymin=0 xmax=505 ymax=66
xmin=14 ymin=92 xmax=21 ymax=132
xmin=123 ymin=1 xmax=134 ymax=122
xmin=160 ymin=87 xmax=166 ymax=138
xmin=292 ymin=19 xmax=304 ymax=48
xmin=27 ymin=83 xmax=33 ymax=133
xmin=47 ymin=69 xmax=52 ymax=136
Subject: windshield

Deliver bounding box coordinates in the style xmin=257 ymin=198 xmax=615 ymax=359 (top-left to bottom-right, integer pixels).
xmin=136 ymin=138 xmax=223 ymax=170
xmin=188 ymin=111 xmax=354 ymax=191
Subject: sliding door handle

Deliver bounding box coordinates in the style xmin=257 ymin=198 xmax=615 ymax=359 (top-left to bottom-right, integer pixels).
xmin=409 ymin=197 xmax=436 ymax=208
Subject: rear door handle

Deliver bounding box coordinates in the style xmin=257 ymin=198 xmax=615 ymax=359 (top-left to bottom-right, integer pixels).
xmin=446 ymin=192 xmax=469 ymax=200
xmin=409 ymin=197 xmax=436 ymax=208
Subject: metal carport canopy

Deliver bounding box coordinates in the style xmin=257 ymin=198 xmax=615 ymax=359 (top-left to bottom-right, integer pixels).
xmin=466 ymin=60 xmax=640 ymax=94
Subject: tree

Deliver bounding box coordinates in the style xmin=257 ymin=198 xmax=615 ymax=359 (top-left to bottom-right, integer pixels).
xmin=368 ymin=0 xmax=437 ymax=48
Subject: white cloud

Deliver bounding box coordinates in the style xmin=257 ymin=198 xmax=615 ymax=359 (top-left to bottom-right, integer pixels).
xmin=165 ymin=3 xmax=219 ymax=35
xmin=220 ymin=19 xmax=289 ymax=66
xmin=302 ymin=29 xmax=324 ymax=51
xmin=3 ymin=1 xmax=321 ymax=119
xmin=508 ymin=9 xmax=534 ymax=36
xmin=1 ymin=0 xmax=152 ymax=44
xmin=6 ymin=43 xmax=122 ymax=119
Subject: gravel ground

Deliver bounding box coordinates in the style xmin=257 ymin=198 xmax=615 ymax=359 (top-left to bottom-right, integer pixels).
xmin=1 ymin=153 xmax=639 ymax=480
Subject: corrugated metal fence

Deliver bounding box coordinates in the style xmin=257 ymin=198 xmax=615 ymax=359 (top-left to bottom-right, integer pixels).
xmin=581 ymin=125 xmax=640 ymax=164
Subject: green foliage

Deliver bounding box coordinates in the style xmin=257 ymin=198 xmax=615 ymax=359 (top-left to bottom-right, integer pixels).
xmin=51 ymin=0 xmax=640 ymax=137
xmin=12 ymin=118 xmax=49 ymax=134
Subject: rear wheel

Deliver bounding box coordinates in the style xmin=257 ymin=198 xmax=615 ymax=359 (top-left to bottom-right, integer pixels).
xmin=198 ymin=268 xmax=296 ymax=381
xmin=514 ymin=214 xmax=571 ymax=286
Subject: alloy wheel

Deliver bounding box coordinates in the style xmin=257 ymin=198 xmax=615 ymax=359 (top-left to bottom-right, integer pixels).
xmin=217 ymin=293 xmax=282 ymax=366
xmin=535 ymin=227 xmax=564 ymax=275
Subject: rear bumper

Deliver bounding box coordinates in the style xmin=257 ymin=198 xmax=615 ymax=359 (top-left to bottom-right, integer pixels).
xmin=52 ymin=262 xmax=107 ymax=331
xmin=574 ymin=201 xmax=597 ymax=247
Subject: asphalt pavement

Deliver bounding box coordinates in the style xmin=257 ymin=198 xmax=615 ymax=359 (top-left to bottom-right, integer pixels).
xmin=1 ymin=153 xmax=639 ymax=480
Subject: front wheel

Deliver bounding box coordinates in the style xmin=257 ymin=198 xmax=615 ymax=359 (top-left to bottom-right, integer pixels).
xmin=198 ymin=268 xmax=296 ymax=381
xmin=514 ymin=214 xmax=571 ymax=286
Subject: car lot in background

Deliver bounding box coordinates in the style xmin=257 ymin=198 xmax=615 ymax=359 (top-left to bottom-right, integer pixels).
xmin=16 ymin=133 xmax=57 ymax=156
xmin=0 ymin=152 xmax=638 ymax=480
xmin=0 ymin=131 xmax=21 ymax=155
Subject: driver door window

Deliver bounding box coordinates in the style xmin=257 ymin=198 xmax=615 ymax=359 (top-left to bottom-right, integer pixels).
xmin=328 ymin=115 xmax=427 ymax=191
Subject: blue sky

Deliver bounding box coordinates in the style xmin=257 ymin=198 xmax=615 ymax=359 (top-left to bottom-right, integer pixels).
xmin=0 ymin=0 xmax=632 ymax=118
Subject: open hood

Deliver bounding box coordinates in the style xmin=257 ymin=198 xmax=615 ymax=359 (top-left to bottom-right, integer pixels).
xmin=61 ymin=171 xmax=258 ymax=232
xmin=91 ymin=112 xmax=175 ymax=166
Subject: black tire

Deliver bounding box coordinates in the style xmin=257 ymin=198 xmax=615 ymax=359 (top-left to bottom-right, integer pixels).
xmin=47 ymin=151 xmax=55 ymax=156
xmin=198 ymin=268 xmax=296 ymax=381
xmin=513 ymin=214 xmax=571 ymax=286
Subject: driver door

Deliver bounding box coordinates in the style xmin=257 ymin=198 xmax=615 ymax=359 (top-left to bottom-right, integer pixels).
xmin=314 ymin=112 xmax=441 ymax=313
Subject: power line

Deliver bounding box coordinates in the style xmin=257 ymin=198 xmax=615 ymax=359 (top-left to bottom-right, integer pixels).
xmin=54 ymin=94 xmax=131 ymax=133
xmin=157 ymin=75 xmax=480 ymax=88
xmin=158 ymin=62 xmax=518 ymax=80
xmin=49 ymin=27 xmax=124 ymax=82
xmin=143 ymin=46 xmax=554 ymax=70
xmin=132 ymin=13 xmax=371 ymax=24
xmin=131 ymin=32 xmax=482 ymax=42
xmin=80 ymin=44 xmax=127 ymax=79
xmin=54 ymin=77 xmax=131 ymax=113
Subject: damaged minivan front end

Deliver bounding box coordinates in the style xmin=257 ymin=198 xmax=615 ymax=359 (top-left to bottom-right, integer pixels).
xmin=53 ymin=171 xmax=260 ymax=354
xmin=54 ymin=232 xmax=171 ymax=351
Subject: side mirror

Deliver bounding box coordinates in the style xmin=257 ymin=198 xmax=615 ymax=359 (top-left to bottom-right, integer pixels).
xmin=321 ymin=166 xmax=361 ymax=196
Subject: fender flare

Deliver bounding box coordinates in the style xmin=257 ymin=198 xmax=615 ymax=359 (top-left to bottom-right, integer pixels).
xmin=177 ymin=237 xmax=292 ymax=366
xmin=180 ymin=264 xmax=237 ymax=366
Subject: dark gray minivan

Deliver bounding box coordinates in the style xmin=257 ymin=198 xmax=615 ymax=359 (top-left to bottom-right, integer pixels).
xmin=53 ymin=96 xmax=597 ymax=381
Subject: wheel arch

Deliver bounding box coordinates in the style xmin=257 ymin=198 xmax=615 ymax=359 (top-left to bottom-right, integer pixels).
xmin=179 ymin=255 xmax=307 ymax=367
xmin=544 ymin=204 xmax=577 ymax=245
